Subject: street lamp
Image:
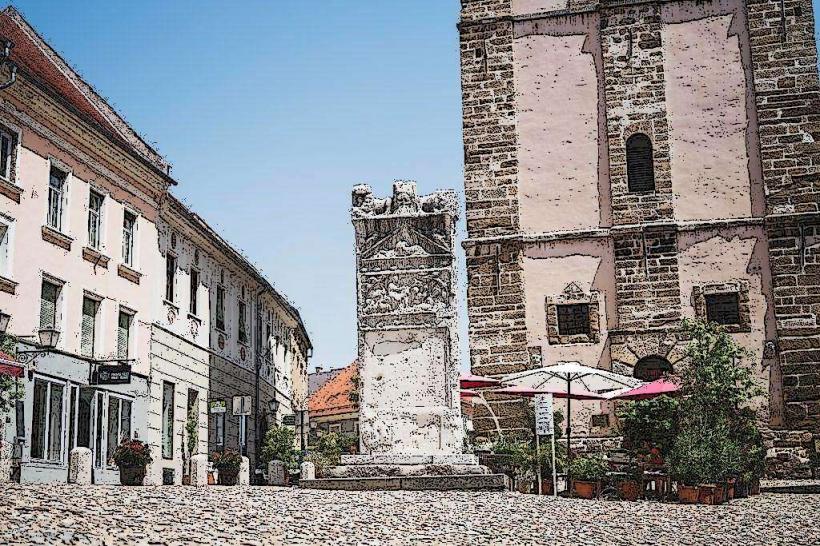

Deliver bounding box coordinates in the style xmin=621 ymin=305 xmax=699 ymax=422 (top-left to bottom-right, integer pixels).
xmin=37 ymin=327 xmax=60 ymax=349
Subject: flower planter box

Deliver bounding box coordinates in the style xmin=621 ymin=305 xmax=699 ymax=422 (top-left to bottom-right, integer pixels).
xmin=572 ymin=480 xmax=599 ymax=500
xmin=618 ymin=480 xmax=642 ymax=502
xmin=218 ymin=469 xmax=239 ymax=486
xmin=677 ymin=484 xmax=699 ymax=504
xmin=697 ymin=484 xmax=726 ymax=505
xmin=119 ymin=465 xmax=146 ymax=486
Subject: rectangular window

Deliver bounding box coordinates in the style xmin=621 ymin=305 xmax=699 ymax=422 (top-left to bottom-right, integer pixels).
xmin=0 ymin=222 xmax=10 ymax=276
xmin=80 ymin=296 xmax=99 ymax=358
xmin=556 ymin=303 xmax=590 ymax=336
xmin=238 ymin=300 xmax=248 ymax=344
xmin=215 ymin=412 xmax=225 ymax=448
xmin=189 ymin=269 xmax=199 ymax=316
xmin=117 ymin=309 xmax=133 ymax=359
xmin=47 ymin=166 xmax=67 ymax=231
xmin=39 ymin=280 xmax=60 ymax=330
xmin=705 ymin=293 xmax=740 ymax=326
xmin=105 ymin=397 xmax=132 ymax=466
xmin=122 ymin=211 xmax=136 ymax=266
xmin=30 ymin=378 xmax=64 ymax=462
xmin=165 ymin=254 xmax=176 ymax=303
xmin=0 ymin=128 xmax=15 ymax=180
xmin=162 ymin=381 xmax=174 ymax=459
xmin=216 ymin=286 xmax=225 ymax=331
xmin=87 ymin=190 xmax=103 ymax=249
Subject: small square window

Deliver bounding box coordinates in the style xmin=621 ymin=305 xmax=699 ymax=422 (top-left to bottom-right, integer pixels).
xmin=705 ymin=293 xmax=740 ymax=325
xmin=557 ymin=304 xmax=590 ymax=336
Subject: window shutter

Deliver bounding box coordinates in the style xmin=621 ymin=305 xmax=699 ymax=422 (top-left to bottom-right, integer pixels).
xmin=81 ymin=297 xmax=97 ymax=357
xmin=117 ymin=311 xmax=131 ymax=359
xmin=626 ymin=133 xmax=655 ymax=192
xmin=40 ymin=282 xmax=58 ymax=329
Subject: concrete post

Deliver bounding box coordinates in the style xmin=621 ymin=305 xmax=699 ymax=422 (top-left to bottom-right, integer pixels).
xmin=239 ymin=456 xmax=250 ymax=485
xmin=0 ymin=437 xmax=11 ymax=484
xmin=190 ymin=454 xmax=208 ymax=487
xmin=268 ymin=460 xmax=286 ymax=485
xmin=68 ymin=447 xmax=92 ymax=485
xmin=300 ymin=461 xmax=315 ymax=481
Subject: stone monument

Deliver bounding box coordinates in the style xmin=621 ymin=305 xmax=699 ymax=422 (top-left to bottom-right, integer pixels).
xmin=302 ymin=181 xmax=506 ymax=490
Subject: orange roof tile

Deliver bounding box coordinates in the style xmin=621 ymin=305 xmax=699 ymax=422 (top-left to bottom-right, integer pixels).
xmin=308 ymin=361 xmax=358 ymax=418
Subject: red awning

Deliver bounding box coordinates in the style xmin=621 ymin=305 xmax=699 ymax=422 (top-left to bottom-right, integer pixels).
xmin=0 ymin=361 xmax=24 ymax=378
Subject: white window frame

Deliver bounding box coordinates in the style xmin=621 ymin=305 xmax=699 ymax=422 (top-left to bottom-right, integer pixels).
xmin=0 ymin=124 xmax=19 ymax=182
xmin=164 ymin=252 xmax=177 ymax=304
xmin=0 ymin=216 xmax=14 ymax=279
xmin=189 ymin=267 xmax=199 ymax=317
xmin=46 ymin=161 xmax=69 ymax=233
xmin=215 ymin=411 xmax=225 ymax=449
xmin=39 ymin=275 xmax=65 ymax=336
xmin=80 ymin=293 xmax=102 ymax=358
xmin=104 ymin=394 xmax=133 ymax=468
xmin=215 ymin=284 xmax=226 ymax=332
xmin=237 ymin=297 xmax=248 ymax=345
xmin=117 ymin=306 xmax=135 ymax=359
xmin=29 ymin=376 xmax=68 ymax=463
xmin=87 ymin=189 xmax=104 ymax=250
xmin=239 ymin=414 xmax=247 ymax=452
xmin=122 ymin=209 xmax=137 ymax=267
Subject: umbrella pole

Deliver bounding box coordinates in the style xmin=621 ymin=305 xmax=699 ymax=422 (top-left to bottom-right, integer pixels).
xmin=566 ymin=376 xmax=572 ymax=494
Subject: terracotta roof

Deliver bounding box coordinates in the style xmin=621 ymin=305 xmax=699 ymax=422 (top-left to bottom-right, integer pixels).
xmin=308 ymin=361 xmax=358 ymax=418
xmin=0 ymin=6 xmax=172 ymax=176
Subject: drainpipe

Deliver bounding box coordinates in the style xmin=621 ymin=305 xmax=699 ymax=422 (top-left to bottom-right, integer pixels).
xmin=254 ymin=285 xmax=265 ymax=478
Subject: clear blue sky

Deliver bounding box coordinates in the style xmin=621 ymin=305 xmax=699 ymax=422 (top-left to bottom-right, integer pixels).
xmin=9 ymin=1 xmax=820 ymax=371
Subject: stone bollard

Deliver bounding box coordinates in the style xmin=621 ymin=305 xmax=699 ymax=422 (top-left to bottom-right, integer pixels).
xmin=239 ymin=456 xmax=250 ymax=486
xmin=267 ymin=460 xmax=286 ymax=486
xmin=190 ymin=454 xmax=208 ymax=487
xmin=68 ymin=447 xmax=92 ymax=485
xmin=0 ymin=439 xmax=11 ymax=484
xmin=300 ymin=461 xmax=316 ymax=481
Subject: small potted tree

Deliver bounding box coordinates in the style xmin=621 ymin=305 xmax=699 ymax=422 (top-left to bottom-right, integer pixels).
xmin=211 ymin=450 xmax=242 ymax=485
xmin=569 ymin=456 xmax=608 ymax=499
xmin=113 ymin=439 xmax=153 ymax=486
xmin=617 ymin=462 xmax=643 ymax=502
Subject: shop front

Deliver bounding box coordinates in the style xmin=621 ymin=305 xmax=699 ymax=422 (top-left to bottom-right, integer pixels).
xmin=8 ymin=343 xmax=149 ymax=484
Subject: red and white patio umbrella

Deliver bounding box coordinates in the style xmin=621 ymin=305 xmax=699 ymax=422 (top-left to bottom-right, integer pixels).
xmin=459 ymin=373 xmax=501 ymax=389
xmin=606 ymin=377 xmax=680 ymax=401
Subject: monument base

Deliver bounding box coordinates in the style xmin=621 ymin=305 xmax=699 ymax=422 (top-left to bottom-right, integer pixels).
xmin=301 ymin=474 xmax=509 ymax=491
xmin=300 ymin=452 xmax=508 ymax=491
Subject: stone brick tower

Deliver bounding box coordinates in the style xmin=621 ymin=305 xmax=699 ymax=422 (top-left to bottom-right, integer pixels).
xmin=459 ymin=0 xmax=820 ymax=475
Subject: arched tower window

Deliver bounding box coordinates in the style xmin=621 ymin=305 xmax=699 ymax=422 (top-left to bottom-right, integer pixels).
xmin=633 ymin=355 xmax=672 ymax=381
xmin=626 ymin=133 xmax=655 ymax=192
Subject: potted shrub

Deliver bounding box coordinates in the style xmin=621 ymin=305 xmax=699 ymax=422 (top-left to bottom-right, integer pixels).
xmin=211 ymin=450 xmax=242 ymax=485
xmin=617 ymin=463 xmax=643 ymax=502
xmin=260 ymin=426 xmax=299 ymax=482
xmin=569 ymin=456 xmax=608 ymax=499
xmin=113 ymin=439 xmax=153 ymax=486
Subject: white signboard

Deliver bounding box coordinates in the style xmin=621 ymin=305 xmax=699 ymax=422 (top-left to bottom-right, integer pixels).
xmin=209 ymin=400 xmax=227 ymax=414
xmin=233 ymin=395 xmax=252 ymax=416
xmin=535 ymin=393 xmax=554 ymax=436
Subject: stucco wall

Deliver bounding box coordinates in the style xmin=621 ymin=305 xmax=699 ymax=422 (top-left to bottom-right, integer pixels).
xmin=677 ymin=227 xmax=779 ymax=420
xmin=145 ymin=325 xmax=208 ymax=486
xmin=515 ymin=28 xmax=602 ymax=233
xmin=664 ymin=14 xmax=752 ymax=221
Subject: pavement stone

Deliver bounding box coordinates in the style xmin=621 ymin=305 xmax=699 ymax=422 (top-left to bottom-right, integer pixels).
xmin=0 ymin=483 xmax=818 ymax=545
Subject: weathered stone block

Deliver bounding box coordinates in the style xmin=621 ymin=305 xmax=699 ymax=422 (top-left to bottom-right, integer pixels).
xmin=189 ymin=454 xmax=208 ymax=487
xmin=68 ymin=447 xmax=92 ymax=486
xmin=267 ymin=460 xmax=287 ymax=486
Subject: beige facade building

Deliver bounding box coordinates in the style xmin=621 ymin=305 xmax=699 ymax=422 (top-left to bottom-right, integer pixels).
xmin=0 ymin=7 xmax=310 ymax=484
xmin=459 ymin=0 xmax=820 ymax=475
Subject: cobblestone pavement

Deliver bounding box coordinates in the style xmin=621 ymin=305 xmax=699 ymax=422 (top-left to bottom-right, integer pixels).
xmin=1 ymin=484 xmax=818 ymax=545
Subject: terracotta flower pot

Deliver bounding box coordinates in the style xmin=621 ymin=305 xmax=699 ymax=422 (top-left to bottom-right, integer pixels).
xmin=677 ymin=484 xmax=699 ymax=504
xmin=218 ymin=468 xmax=239 ymax=485
xmin=119 ymin=465 xmax=146 ymax=486
xmin=618 ymin=480 xmax=642 ymax=502
xmin=697 ymin=484 xmax=726 ymax=505
xmin=572 ymin=480 xmax=599 ymax=499
xmin=539 ymin=479 xmax=554 ymax=496
xmin=207 ymin=471 xmax=216 ymax=485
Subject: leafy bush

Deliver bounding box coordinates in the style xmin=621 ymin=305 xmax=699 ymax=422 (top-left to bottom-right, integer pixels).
xmin=211 ymin=449 xmax=242 ymax=471
xmin=260 ymin=426 xmax=298 ymax=469
xmin=569 ymin=456 xmax=608 ymax=482
xmin=0 ymin=334 xmax=22 ymax=413
xmin=669 ymin=319 xmax=763 ymax=484
xmin=617 ymin=395 xmax=679 ymax=458
xmin=113 ymin=439 xmax=153 ymax=468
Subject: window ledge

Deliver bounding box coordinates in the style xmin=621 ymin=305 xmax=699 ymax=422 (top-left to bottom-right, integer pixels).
xmin=82 ymin=246 xmax=110 ymax=269
xmin=117 ymin=263 xmax=142 ymax=285
xmin=0 ymin=274 xmax=17 ymax=295
xmin=188 ymin=313 xmax=202 ymax=323
xmin=163 ymin=299 xmax=178 ymax=310
xmin=0 ymin=177 xmax=23 ymax=203
xmin=41 ymin=225 xmax=72 ymax=251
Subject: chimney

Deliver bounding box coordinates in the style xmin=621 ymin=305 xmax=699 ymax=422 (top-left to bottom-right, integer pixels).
xmin=314 ymin=365 xmax=324 ymax=374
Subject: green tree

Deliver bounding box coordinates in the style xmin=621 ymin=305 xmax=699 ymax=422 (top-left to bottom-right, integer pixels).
xmin=260 ymin=426 xmax=298 ymax=469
